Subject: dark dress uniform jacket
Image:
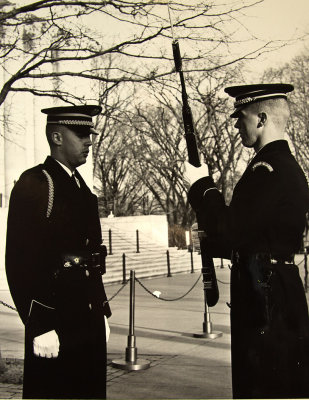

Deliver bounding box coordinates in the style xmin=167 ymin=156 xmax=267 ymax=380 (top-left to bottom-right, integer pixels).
xmin=6 ymin=156 xmax=111 ymax=399
xmin=188 ymin=140 xmax=309 ymax=399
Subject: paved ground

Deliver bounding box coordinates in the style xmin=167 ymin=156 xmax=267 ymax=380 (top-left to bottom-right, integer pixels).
xmin=0 ymin=254 xmax=308 ymax=399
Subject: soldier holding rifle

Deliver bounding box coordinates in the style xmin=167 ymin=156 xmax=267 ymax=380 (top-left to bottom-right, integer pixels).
xmin=183 ymin=84 xmax=309 ymax=398
xmin=6 ymin=105 xmax=111 ymax=399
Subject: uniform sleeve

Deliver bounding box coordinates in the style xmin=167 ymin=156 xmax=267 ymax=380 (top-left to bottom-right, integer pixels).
xmin=5 ymin=171 xmax=57 ymax=335
xmin=188 ymin=176 xmax=232 ymax=259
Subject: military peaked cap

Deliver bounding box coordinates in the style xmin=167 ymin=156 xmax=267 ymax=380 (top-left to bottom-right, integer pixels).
xmin=225 ymin=83 xmax=294 ymax=118
xmin=41 ymin=105 xmax=102 ymax=135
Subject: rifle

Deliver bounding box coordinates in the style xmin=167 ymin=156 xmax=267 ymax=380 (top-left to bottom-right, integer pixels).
xmin=168 ymin=9 xmax=219 ymax=307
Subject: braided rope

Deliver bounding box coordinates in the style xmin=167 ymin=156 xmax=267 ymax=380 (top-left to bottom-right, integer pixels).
xmin=42 ymin=169 xmax=54 ymax=218
xmin=135 ymin=273 xmax=202 ymax=301
xmin=217 ymin=278 xmax=230 ymax=285
xmin=107 ymin=279 xmax=129 ymax=302
xmin=0 ymin=300 xmax=17 ymax=311
xmin=0 ymin=281 xmax=130 ymax=313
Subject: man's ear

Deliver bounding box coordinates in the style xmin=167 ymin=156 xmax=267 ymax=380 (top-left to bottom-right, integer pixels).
xmin=51 ymin=131 xmax=62 ymax=146
xmin=257 ymin=112 xmax=267 ymax=128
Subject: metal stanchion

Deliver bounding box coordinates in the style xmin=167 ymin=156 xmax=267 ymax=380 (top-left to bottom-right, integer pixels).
xmin=122 ymin=253 xmax=126 ymax=284
xmin=136 ymin=230 xmax=140 ymax=253
xmin=166 ymin=250 xmax=172 ymax=277
xmin=108 ymin=229 xmax=113 ymax=255
xmin=190 ymin=247 xmax=194 ymax=273
xmin=112 ymin=270 xmax=150 ymax=371
xmin=193 ymin=268 xmax=222 ymax=339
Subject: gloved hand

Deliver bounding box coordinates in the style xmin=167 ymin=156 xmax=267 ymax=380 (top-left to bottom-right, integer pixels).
xmin=104 ymin=316 xmax=110 ymax=342
xmin=183 ymin=161 xmax=209 ymax=189
xmin=33 ymin=329 xmax=59 ymax=358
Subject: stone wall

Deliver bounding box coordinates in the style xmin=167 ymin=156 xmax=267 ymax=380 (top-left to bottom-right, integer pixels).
xmin=101 ymin=214 xmax=169 ymax=247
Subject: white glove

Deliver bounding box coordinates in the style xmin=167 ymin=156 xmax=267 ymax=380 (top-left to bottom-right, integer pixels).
xmin=33 ymin=329 xmax=59 ymax=358
xmin=183 ymin=161 xmax=209 ymax=189
xmin=105 ymin=316 xmax=110 ymax=342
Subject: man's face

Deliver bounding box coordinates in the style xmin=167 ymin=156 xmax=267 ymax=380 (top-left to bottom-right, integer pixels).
xmin=234 ymin=107 xmax=261 ymax=149
xmin=60 ymin=127 xmax=92 ymax=169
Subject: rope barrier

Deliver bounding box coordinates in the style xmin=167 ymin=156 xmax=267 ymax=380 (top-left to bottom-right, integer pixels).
xmin=1 ymin=254 xmax=306 ymax=311
xmin=104 ymin=228 xmax=151 ymax=250
xmin=0 ymin=300 xmax=17 ymax=311
xmin=103 ymin=226 xmax=184 ymax=254
xmin=168 ymin=250 xmax=191 ymax=259
xmin=217 ymin=278 xmax=230 ymax=285
xmin=124 ymin=253 xmax=171 ymax=262
xmin=296 ymin=258 xmax=304 ymax=266
xmin=103 ymin=225 xmax=161 ymax=245
xmin=108 ymin=279 xmax=130 ymax=301
xmin=135 ymin=273 xmax=202 ymax=301
xmin=0 ymin=279 xmax=130 ymax=313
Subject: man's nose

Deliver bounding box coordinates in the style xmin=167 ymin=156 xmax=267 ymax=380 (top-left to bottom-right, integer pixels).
xmin=84 ymin=136 xmax=92 ymax=146
xmin=234 ymin=119 xmax=240 ymax=129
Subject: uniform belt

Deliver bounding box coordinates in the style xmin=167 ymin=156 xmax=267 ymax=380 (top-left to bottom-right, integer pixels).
xmin=231 ymin=251 xmax=295 ymax=265
xmin=62 ymin=253 xmax=102 ymax=270
xmin=61 ymin=245 xmax=108 ymax=273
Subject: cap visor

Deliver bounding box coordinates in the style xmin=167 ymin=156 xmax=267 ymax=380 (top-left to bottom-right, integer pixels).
xmin=90 ymin=127 xmax=99 ymax=135
xmin=230 ymin=110 xmax=241 ymax=118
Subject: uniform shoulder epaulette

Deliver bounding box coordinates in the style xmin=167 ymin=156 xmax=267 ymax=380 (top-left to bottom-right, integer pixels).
xmin=251 ymin=161 xmax=274 ymax=172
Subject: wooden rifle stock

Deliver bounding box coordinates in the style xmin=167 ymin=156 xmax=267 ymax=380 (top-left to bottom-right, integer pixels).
xmin=172 ymin=40 xmax=219 ymax=307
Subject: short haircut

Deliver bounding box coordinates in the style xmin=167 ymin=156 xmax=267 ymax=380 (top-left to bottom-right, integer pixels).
xmin=248 ymin=97 xmax=290 ymax=129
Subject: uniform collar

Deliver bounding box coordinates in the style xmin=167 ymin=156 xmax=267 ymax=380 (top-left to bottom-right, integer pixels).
xmin=44 ymin=156 xmax=84 ymax=189
xmin=255 ymin=140 xmax=291 ymax=156
xmin=53 ymin=158 xmax=75 ymax=177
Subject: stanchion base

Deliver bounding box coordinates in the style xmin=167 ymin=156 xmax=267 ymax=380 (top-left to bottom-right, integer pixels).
xmin=111 ymin=358 xmax=151 ymax=371
xmin=193 ymin=331 xmax=223 ymax=339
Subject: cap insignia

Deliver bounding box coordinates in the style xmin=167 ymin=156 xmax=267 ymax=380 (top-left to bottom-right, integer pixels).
xmin=64 ymin=261 xmax=72 ymax=268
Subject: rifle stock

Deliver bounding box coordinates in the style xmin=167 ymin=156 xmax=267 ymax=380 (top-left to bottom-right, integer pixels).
xmin=172 ymin=40 xmax=219 ymax=307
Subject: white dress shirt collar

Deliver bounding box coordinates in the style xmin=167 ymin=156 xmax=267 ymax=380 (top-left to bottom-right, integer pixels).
xmin=54 ymin=159 xmax=75 ymax=177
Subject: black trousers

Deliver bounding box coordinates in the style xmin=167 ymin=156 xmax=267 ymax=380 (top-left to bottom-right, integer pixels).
xmin=230 ymin=256 xmax=309 ymax=399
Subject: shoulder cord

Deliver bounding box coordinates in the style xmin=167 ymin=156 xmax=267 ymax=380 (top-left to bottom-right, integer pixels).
xmin=42 ymin=169 xmax=54 ymax=218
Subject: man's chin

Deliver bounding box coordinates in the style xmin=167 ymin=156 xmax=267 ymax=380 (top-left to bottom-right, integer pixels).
xmin=241 ymin=139 xmax=254 ymax=148
xmin=75 ymin=158 xmax=87 ymax=168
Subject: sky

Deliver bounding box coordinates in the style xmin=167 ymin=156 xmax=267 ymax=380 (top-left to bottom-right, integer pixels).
xmin=13 ymin=0 xmax=309 ymax=70
xmin=7 ymin=0 xmax=309 ymax=90
xmin=242 ymin=0 xmax=309 ymax=75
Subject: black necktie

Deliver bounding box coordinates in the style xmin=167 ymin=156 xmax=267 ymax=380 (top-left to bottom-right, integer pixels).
xmin=71 ymin=172 xmax=80 ymax=189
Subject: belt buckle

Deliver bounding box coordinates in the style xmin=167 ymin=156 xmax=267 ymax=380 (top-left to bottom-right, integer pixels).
xmin=62 ymin=254 xmax=85 ymax=269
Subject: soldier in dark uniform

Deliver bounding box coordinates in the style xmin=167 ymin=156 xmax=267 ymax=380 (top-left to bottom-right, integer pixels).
xmin=183 ymin=84 xmax=309 ymax=399
xmin=5 ymin=105 xmax=111 ymax=399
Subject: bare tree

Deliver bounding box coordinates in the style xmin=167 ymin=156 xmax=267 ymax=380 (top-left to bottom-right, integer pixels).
xmin=0 ymin=0 xmax=285 ymax=108
xmin=114 ymin=64 xmax=249 ymax=228
xmin=129 ymin=102 xmax=190 ymax=225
